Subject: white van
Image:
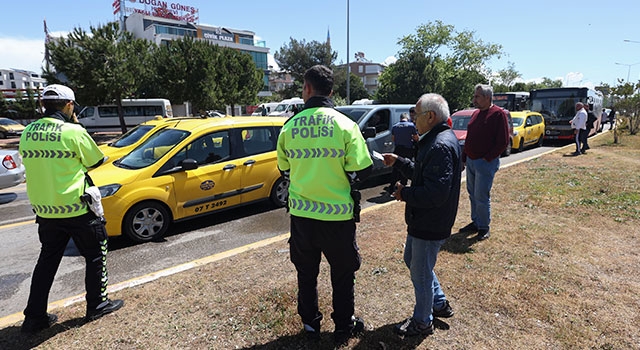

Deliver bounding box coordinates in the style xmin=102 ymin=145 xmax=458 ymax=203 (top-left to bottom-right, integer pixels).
xmin=268 ymin=98 xmax=305 ymax=117
xmin=78 ymin=98 xmax=173 ymax=133
xmin=251 ymin=102 xmax=280 ymax=116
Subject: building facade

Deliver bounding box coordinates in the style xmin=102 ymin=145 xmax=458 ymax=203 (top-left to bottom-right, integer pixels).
xmin=124 ymin=12 xmax=271 ymax=97
xmin=0 ymin=69 xmax=47 ymax=100
xmin=346 ymin=61 xmax=385 ymax=96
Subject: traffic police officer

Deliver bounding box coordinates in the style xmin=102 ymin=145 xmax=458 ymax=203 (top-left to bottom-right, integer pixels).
xmin=19 ymin=84 xmax=123 ymax=333
xmin=277 ymin=65 xmax=373 ymax=346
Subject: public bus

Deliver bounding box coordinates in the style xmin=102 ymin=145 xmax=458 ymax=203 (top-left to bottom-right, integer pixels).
xmin=493 ymin=92 xmax=529 ymax=111
xmin=529 ymin=88 xmax=602 ymax=141
xmin=77 ymin=98 xmax=173 ymax=133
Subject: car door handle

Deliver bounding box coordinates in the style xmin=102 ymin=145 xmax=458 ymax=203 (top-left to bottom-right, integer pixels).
xmin=223 ymin=164 xmax=236 ymax=171
xmin=244 ymin=159 xmax=256 ymax=166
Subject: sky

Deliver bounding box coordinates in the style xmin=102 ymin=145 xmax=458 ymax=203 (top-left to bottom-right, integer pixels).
xmin=1 ymin=0 xmax=640 ymax=90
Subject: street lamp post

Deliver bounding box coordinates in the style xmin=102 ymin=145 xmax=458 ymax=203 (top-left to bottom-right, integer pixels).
xmin=346 ymin=0 xmax=350 ymax=105
xmin=614 ymin=62 xmax=640 ymax=82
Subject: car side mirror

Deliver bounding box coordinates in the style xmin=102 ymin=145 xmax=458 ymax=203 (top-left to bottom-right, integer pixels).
xmin=181 ymin=158 xmax=198 ymax=170
xmin=362 ymin=127 xmax=376 ymax=139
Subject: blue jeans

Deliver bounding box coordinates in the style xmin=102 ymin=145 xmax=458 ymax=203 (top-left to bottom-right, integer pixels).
xmin=404 ymin=235 xmax=447 ymax=324
xmin=466 ymin=157 xmax=500 ymax=230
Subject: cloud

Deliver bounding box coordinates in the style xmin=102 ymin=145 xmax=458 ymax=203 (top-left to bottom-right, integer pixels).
xmin=382 ymin=56 xmax=397 ymax=66
xmin=0 ymin=37 xmax=45 ymax=73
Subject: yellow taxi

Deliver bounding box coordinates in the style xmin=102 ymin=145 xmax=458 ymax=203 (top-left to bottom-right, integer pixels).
xmin=0 ymin=117 xmax=26 ymax=139
xmin=98 ymin=116 xmax=210 ymax=164
xmin=89 ymin=116 xmax=289 ymax=242
xmin=510 ymin=111 xmax=545 ymax=152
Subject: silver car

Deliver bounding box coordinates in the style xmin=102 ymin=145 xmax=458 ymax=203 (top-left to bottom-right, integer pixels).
xmin=0 ymin=149 xmax=25 ymax=190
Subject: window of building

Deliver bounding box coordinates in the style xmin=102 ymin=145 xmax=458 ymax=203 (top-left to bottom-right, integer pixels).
xmin=9 ymin=73 xmax=14 ymax=80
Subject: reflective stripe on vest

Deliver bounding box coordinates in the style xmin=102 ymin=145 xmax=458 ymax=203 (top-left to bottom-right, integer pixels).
xmin=289 ymin=198 xmax=353 ymax=216
xmin=20 ymin=150 xmax=77 ymax=159
xmin=285 ymin=148 xmax=346 ymax=159
xmin=32 ymin=203 xmax=87 ymax=216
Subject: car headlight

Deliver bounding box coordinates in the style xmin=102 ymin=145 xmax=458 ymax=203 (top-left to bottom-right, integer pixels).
xmin=99 ymin=184 xmax=122 ymax=198
xmin=513 ymin=130 xmax=519 ymax=136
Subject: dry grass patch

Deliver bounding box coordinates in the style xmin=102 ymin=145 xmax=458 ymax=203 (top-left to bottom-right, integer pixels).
xmin=1 ymin=132 xmax=639 ymax=349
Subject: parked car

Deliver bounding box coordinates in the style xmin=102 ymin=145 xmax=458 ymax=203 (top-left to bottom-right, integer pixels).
xmin=268 ymin=98 xmax=305 ymax=117
xmin=89 ymin=116 xmax=288 ymax=242
xmin=450 ymin=110 xmax=473 ymax=150
xmin=511 ymin=111 xmax=545 ymax=152
xmin=0 ymin=150 xmax=25 ymax=190
xmin=0 ymin=117 xmax=26 ymax=139
xmin=450 ymin=108 xmax=513 ymax=157
xmin=335 ymin=104 xmax=414 ymax=175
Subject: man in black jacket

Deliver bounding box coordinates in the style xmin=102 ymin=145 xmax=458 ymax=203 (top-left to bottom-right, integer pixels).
xmin=383 ymin=93 xmax=461 ymax=337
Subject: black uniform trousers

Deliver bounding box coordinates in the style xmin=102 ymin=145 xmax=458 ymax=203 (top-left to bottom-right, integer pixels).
xmin=24 ymin=212 xmax=109 ymax=319
xmin=289 ymin=215 xmax=361 ymax=331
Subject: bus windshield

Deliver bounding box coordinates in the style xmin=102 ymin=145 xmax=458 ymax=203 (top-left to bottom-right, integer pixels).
xmin=493 ymin=95 xmax=514 ymax=110
xmin=530 ymin=97 xmax=578 ymax=122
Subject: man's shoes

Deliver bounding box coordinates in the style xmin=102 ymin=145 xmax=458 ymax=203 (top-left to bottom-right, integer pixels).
xmin=21 ymin=313 xmax=58 ymax=333
xmin=85 ymin=299 xmax=124 ymax=321
xmin=394 ymin=317 xmax=434 ymax=337
xmin=572 ymin=151 xmax=581 ymax=156
xmin=458 ymin=222 xmax=478 ymax=234
xmin=303 ymin=323 xmax=321 ymax=342
xmin=333 ymin=316 xmax=365 ymax=346
xmin=477 ymin=229 xmax=490 ymax=241
xmin=433 ymin=300 xmax=454 ymax=318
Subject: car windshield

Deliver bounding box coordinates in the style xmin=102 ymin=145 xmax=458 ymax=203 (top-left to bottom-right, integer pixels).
xmin=116 ymin=128 xmax=190 ymax=169
xmin=512 ymin=117 xmax=525 ymax=127
xmin=334 ymin=107 xmax=368 ymax=123
xmin=111 ymin=125 xmax=156 ymax=147
xmin=0 ymin=118 xmax=21 ymax=126
xmin=273 ymin=104 xmax=288 ymax=112
xmin=451 ymin=116 xmax=471 ymax=130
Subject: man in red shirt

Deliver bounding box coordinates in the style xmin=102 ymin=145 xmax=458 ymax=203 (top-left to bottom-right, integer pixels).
xmin=459 ymin=84 xmax=510 ymax=240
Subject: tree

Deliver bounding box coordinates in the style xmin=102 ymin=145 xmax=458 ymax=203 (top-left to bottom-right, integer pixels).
xmin=333 ymin=67 xmax=369 ymax=102
xmin=214 ymin=48 xmax=264 ymax=115
xmin=273 ymin=38 xmax=337 ymax=96
xmin=376 ymin=51 xmax=442 ymax=104
xmin=375 ymin=20 xmax=502 ymax=111
xmin=145 ymin=37 xmax=222 ymax=113
xmin=44 ymin=22 xmax=153 ymax=132
xmin=496 ymin=62 xmax=521 ymax=89
xmin=611 ymin=80 xmax=640 ymax=136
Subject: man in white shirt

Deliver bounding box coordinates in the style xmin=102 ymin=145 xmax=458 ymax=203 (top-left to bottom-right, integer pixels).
xmin=570 ymin=102 xmax=587 ymax=156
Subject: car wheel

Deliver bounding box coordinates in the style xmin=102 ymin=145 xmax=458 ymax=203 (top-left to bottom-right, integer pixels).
xmin=123 ymin=201 xmax=171 ymax=242
xmin=270 ymin=176 xmax=289 ymax=207
xmin=517 ymin=137 xmax=524 ymax=153
xmin=0 ymin=131 xmax=6 ymax=139
xmin=537 ymin=135 xmax=544 ymax=147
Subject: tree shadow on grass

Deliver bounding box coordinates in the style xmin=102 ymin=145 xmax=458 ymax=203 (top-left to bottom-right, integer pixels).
xmin=0 ymin=317 xmax=86 ymax=350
